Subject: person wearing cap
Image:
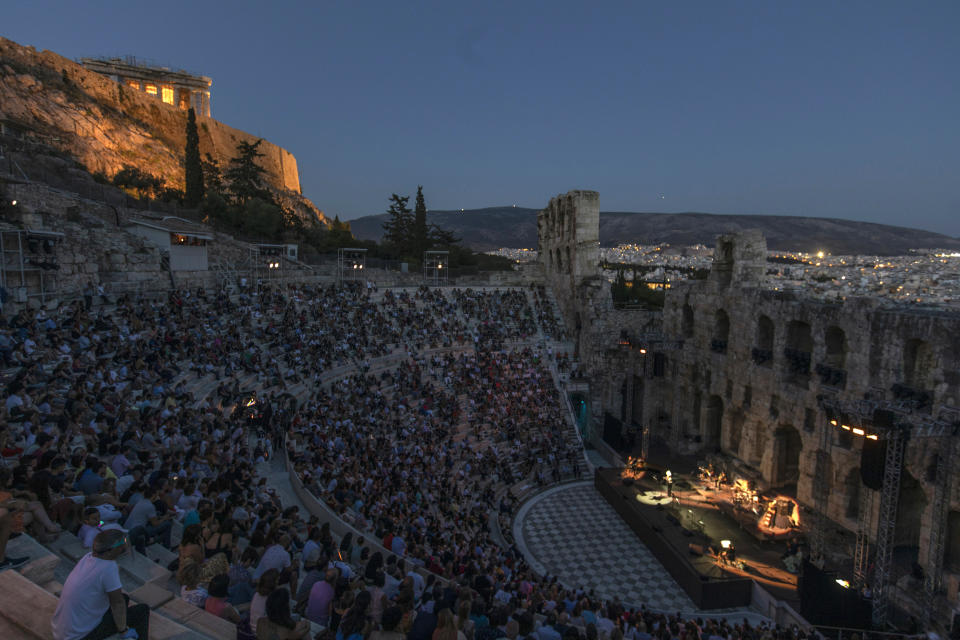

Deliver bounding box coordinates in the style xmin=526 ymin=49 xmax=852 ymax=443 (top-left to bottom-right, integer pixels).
xmin=51 ymin=528 xmax=149 ymax=640
xmin=294 ymin=546 xmax=325 ymax=609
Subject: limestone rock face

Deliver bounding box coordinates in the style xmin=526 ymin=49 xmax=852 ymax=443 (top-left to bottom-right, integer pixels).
xmin=0 ymin=36 xmax=326 ymax=226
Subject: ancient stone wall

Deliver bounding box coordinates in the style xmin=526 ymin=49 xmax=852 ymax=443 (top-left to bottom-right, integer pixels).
xmin=537 ymin=190 xmax=960 ymax=620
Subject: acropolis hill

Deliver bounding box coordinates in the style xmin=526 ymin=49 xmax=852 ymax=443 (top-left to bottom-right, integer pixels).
xmin=0 ymin=36 xmax=325 ymax=226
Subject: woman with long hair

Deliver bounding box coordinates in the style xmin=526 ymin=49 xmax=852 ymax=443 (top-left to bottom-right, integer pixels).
xmin=433 ymin=608 xmax=466 ymax=640
xmin=255 ymin=587 xmax=310 ymax=640
xmin=338 ymin=590 xmax=372 ymax=640
xmin=179 ymin=522 xmax=229 ymax=582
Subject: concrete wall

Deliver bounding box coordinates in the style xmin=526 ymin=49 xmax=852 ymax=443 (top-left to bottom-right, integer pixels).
xmin=169 ymin=245 xmax=207 ymax=271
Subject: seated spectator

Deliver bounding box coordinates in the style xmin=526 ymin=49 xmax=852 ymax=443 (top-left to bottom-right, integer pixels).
xmin=178 ymin=559 xmax=209 ymax=608
xmin=434 ymin=608 xmax=466 ymax=640
xmin=304 ymin=567 xmax=338 ymax=626
xmin=338 ymin=590 xmax=372 ymax=640
xmin=51 ymin=529 xmax=149 ymax=640
xmin=0 ymin=496 xmax=29 ymax=571
xmin=256 ymin=587 xmax=310 ymax=639
xmin=179 ymin=523 xmax=229 ymax=583
xmin=370 ymin=606 xmax=406 ymax=640
xmin=294 ymin=546 xmax=325 ymax=611
xmin=123 ymin=483 xmax=173 ymax=554
xmin=250 ymin=568 xmax=279 ymax=631
xmin=0 ymin=466 xmax=61 ymax=542
xmin=204 ymin=574 xmax=243 ymax=623
xmin=228 ymin=546 xmax=260 ymax=605
xmin=77 ymin=507 xmax=125 ymax=548
xmin=252 ymin=532 xmax=298 ymax=588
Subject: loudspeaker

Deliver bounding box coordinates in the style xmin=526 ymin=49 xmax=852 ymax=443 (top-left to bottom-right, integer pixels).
xmin=873 ymin=408 xmax=895 ymax=428
xmin=861 ymin=436 xmax=886 ymax=490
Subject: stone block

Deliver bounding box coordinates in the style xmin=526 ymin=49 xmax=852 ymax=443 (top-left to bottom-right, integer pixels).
xmin=130 ymin=581 xmax=174 ymax=609
xmin=0 ymin=569 xmax=58 ymax=639
xmin=7 ymin=533 xmax=62 ymax=585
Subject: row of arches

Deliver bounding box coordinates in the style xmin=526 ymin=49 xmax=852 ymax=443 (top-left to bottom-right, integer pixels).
xmin=682 ymin=304 xmax=937 ymax=392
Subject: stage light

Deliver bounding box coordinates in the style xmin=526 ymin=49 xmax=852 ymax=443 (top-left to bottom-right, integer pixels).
xmin=836 ymin=579 xmax=850 ymax=589
xmin=852 ymin=428 xmax=865 ymax=436
xmin=866 ymin=434 xmax=879 ymax=440
xmin=829 ymin=419 xmax=838 ymax=426
xmin=639 ymin=348 xmax=647 ymax=354
xmin=841 ymin=424 xmax=851 ymax=431
xmin=721 ymin=540 xmax=731 ymax=549
xmin=245 ymin=398 xmax=256 ymax=407
xmin=10 ymin=200 xmax=16 ymax=206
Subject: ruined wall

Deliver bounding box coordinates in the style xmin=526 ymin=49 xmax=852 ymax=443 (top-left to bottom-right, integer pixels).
xmin=538 ymin=190 xmax=960 ymax=620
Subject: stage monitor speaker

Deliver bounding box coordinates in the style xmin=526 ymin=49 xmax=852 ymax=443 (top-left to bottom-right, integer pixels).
xmin=861 ymin=436 xmax=887 ymax=490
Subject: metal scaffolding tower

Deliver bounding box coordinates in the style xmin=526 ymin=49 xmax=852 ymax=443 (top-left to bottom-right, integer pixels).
xmin=853 ymin=487 xmax=875 ymax=588
xmin=872 ymin=427 xmax=906 ymax=626
xmin=337 ymin=248 xmax=367 ymax=286
xmin=423 ymin=250 xmax=449 ymax=285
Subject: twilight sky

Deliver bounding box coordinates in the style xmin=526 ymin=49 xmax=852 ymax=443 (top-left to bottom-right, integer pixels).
xmin=4 ymin=1 xmax=959 ymax=235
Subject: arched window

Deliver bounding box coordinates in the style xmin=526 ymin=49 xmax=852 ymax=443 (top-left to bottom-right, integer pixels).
xmin=711 ymin=309 xmax=730 ymax=354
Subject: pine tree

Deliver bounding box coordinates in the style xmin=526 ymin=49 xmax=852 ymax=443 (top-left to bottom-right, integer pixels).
xmin=184 ymin=108 xmax=204 ymax=207
xmin=225 ymin=139 xmax=271 ymax=206
xmin=412 ymin=185 xmax=429 ymax=259
xmin=201 ymin=153 xmax=223 ymax=196
xmin=381 ymin=193 xmax=413 ymax=257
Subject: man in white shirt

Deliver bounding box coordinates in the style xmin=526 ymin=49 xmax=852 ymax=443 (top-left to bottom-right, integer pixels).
xmin=253 ymin=533 xmax=299 ymax=587
xmin=51 ymin=529 xmax=148 ymax=639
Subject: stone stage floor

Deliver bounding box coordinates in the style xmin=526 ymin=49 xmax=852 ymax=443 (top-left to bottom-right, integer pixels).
xmin=514 ymin=481 xmax=696 ymax=612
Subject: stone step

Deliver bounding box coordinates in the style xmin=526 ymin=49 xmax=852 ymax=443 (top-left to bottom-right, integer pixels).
xmin=159 ymin=597 xmax=237 ymax=640
xmin=145 ymin=543 xmax=179 ymax=568
xmin=7 ymin=533 xmax=62 ymax=586
xmin=0 ymin=569 xmax=57 ymax=639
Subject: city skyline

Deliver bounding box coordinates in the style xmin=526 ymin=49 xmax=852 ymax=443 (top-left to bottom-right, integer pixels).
xmin=4 ymin=1 xmax=958 ymax=235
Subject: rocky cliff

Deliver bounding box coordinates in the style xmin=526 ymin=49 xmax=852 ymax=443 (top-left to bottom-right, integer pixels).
xmin=0 ymin=36 xmax=326 ymax=225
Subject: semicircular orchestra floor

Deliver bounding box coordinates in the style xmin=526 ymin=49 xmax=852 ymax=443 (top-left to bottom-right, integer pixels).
xmin=514 ymin=482 xmax=696 ymax=612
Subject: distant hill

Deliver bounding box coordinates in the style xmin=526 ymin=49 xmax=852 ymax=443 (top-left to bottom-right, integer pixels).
xmin=349 ymin=207 xmax=960 ymax=255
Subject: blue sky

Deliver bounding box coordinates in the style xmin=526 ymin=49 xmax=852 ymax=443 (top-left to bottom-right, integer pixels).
xmin=4 ymin=1 xmax=959 ymax=234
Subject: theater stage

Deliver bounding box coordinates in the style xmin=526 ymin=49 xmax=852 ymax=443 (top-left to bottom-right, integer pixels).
xmin=595 ymin=468 xmax=799 ymax=610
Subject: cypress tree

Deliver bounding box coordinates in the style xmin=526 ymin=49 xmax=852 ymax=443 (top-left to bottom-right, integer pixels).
xmin=184 ymin=108 xmax=204 ymax=207
xmin=413 ymin=185 xmax=429 ymax=259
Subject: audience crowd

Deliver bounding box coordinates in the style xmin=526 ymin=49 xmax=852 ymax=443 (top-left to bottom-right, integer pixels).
xmin=0 ymin=282 xmax=803 ymax=640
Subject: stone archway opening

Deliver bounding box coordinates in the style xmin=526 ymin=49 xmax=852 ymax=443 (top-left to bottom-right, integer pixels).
xmin=712 ymin=309 xmax=730 ymax=354
xmin=754 ymin=315 xmax=775 ymax=367
xmin=704 ymin=395 xmax=723 ymax=450
xmin=727 ymin=410 xmax=744 ymax=458
xmin=682 ymin=304 xmax=694 ymax=339
xmin=771 ymin=425 xmax=802 ymax=489
xmin=894 ymin=471 xmax=927 ymax=554
xmin=903 ymin=338 xmax=934 ymax=390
